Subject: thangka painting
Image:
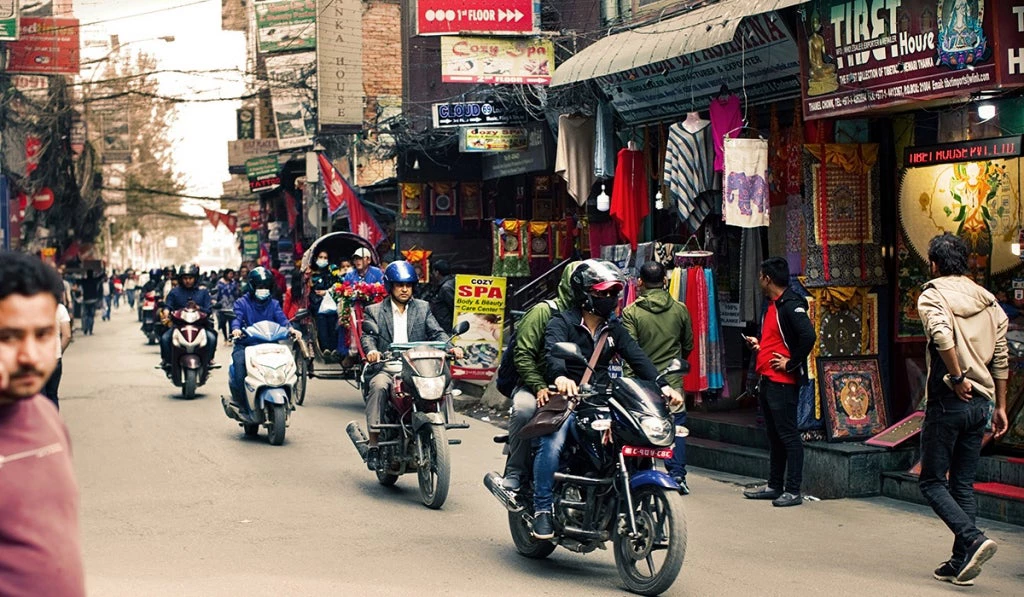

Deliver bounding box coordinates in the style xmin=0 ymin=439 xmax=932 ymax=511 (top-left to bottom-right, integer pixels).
xmin=397 ymin=183 xmax=428 ymax=232
xmin=818 ymin=356 xmax=889 ymax=442
xmin=802 ymin=144 xmax=886 ymax=287
xmin=896 ymin=231 xmax=929 ymax=341
xmin=805 ymin=290 xmax=878 ymax=422
xmin=898 ymin=159 xmax=1020 ymax=288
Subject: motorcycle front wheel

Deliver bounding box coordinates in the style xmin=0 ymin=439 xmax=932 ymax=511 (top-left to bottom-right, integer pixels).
xmin=613 ymin=486 xmax=687 ymax=596
xmin=293 ymin=346 xmax=308 ymax=406
xmin=267 ymin=404 xmax=287 ymax=445
xmin=417 ymin=425 xmax=450 ymax=509
xmin=183 ymin=369 xmax=198 ymax=400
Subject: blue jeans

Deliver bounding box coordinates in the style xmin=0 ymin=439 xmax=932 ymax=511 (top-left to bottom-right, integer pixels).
xmin=81 ymin=301 xmax=97 ymax=334
xmin=316 ymin=312 xmax=338 ymax=353
xmin=666 ymin=411 xmax=688 ymax=479
xmin=532 ymin=414 xmax=576 ymax=513
xmin=102 ymin=295 xmax=112 ymax=320
xmin=229 ymin=344 xmax=248 ymax=405
xmin=919 ymin=394 xmax=988 ymax=566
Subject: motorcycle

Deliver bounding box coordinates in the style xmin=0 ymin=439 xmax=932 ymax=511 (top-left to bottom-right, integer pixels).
xmin=346 ymin=320 xmax=471 ymax=509
xmin=221 ymin=321 xmax=299 ymax=446
xmin=166 ymin=305 xmax=213 ymax=399
xmin=483 ymin=343 xmax=688 ymax=596
xmin=140 ymin=291 xmax=160 ymax=345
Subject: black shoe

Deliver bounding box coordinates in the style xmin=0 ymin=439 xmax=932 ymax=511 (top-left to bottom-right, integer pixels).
xmin=772 ymin=492 xmax=803 ymax=507
xmin=501 ymin=473 xmax=522 ymax=492
xmin=532 ymin=511 xmax=554 ymax=540
xmin=366 ymin=446 xmax=380 ymax=471
xmin=743 ymin=485 xmax=782 ymax=500
xmin=934 ymin=561 xmax=973 ymax=586
xmin=957 ymin=536 xmax=997 ymax=584
xmin=673 ymin=476 xmax=690 ymax=495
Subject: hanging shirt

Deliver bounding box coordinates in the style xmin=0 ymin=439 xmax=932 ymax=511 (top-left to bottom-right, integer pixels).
xmin=755 ymin=300 xmax=798 ymax=385
xmin=555 ymin=115 xmax=596 ymax=207
xmin=664 ymin=118 xmax=714 ymax=232
xmin=722 ymin=137 xmax=769 ymax=228
xmin=709 ymin=94 xmax=743 ymax=172
xmin=609 ymin=148 xmax=649 ymax=250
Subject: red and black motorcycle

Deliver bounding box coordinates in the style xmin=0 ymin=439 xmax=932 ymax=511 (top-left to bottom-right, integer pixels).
xmin=140 ymin=290 xmax=161 ymax=345
xmin=166 ymin=305 xmax=214 ymax=399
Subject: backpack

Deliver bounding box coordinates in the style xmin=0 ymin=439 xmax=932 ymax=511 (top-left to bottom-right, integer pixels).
xmin=495 ymin=300 xmax=557 ymax=398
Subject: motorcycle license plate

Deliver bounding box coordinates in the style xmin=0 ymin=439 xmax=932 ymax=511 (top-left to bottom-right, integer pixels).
xmin=622 ymin=445 xmax=674 ymax=460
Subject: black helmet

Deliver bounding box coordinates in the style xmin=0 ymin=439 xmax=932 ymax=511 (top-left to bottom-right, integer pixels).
xmin=248 ymin=267 xmax=274 ymax=301
xmin=177 ymin=265 xmax=199 ymax=279
xmin=570 ymin=259 xmax=625 ymax=312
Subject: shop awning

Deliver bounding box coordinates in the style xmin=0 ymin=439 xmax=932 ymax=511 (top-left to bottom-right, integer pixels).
xmin=550 ymin=0 xmax=806 ymax=88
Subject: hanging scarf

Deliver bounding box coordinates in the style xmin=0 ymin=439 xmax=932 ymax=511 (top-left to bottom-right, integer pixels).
xmin=705 ymin=268 xmax=724 ymax=390
xmin=684 ymin=266 xmax=709 ymax=394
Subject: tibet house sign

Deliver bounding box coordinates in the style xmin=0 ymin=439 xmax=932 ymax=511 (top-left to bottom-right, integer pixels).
xmin=800 ymin=0 xmax=1024 ymax=120
xmin=905 ymin=135 xmax=1023 ymax=167
xmin=416 ymin=0 xmax=538 ymax=35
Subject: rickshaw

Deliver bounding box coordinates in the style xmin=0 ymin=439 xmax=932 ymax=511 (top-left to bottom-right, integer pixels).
xmin=291 ymin=231 xmax=381 ymax=402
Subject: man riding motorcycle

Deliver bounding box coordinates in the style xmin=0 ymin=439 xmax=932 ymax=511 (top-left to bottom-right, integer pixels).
xmin=360 ymin=261 xmax=463 ymax=471
xmin=228 ymin=267 xmax=298 ymax=408
xmin=160 ymin=265 xmax=217 ymax=372
xmin=531 ymin=259 xmax=683 ymax=540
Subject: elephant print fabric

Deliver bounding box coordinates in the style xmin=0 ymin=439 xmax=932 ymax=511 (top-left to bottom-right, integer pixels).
xmin=723 ymin=138 xmax=769 ymax=228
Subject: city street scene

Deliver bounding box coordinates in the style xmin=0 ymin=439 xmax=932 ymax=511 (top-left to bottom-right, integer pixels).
xmin=2 ymin=1 xmax=1024 ymax=596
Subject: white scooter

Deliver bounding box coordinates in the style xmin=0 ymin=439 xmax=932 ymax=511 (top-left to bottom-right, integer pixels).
xmin=221 ymin=321 xmax=298 ymax=445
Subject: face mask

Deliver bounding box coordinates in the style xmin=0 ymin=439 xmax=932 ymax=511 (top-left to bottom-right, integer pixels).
xmin=255 ymin=289 xmax=271 ymax=301
xmin=316 ymin=259 xmax=328 ymax=268
xmin=590 ymin=295 xmax=618 ymax=318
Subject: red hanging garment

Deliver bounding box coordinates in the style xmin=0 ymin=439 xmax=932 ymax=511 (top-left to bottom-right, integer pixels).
xmin=610 ymin=148 xmax=649 ymax=250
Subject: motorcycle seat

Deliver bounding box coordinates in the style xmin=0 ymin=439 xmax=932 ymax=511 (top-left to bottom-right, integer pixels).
xmin=493 ymin=434 xmax=509 ymax=444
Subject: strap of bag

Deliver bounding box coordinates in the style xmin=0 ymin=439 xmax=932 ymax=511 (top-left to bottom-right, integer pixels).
xmin=580 ymin=330 xmax=609 ymax=386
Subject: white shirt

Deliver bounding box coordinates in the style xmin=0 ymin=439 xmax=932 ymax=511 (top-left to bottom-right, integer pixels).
xmin=56 ymin=304 xmax=71 ymax=360
xmin=391 ymin=300 xmax=409 ymax=345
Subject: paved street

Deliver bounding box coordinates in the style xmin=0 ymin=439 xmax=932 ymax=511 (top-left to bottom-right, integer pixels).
xmin=61 ymin=308 xmax=1024 ymax=596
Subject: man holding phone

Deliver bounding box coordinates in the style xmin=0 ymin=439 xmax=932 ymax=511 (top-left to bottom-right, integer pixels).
xmin=742 ymin=257 xmax=816 ymax=507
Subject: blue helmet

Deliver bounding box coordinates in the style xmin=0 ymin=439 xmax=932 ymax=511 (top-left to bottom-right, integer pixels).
xmin=383 ymin=261 xmax=418 ymax=292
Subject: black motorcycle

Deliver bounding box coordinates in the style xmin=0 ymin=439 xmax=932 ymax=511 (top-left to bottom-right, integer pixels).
xmin=484 ymin=343 xmax=688 ymax=596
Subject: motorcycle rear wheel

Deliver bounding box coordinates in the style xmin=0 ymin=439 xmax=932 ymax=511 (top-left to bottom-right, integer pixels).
xmin=417 ymin=425 xmax=451 ymax=509
xmin=613 ymin=486 xmax=687 ymax=596
xmin=183 ymin=369 xmax=198 ymax=400
xmin=293 ymin=346 xmax=308 ymax=406
xmin=267 ymin=404 xmax=287 ymax=445
xmin=508 ymin=510 xmax=555 ymax=559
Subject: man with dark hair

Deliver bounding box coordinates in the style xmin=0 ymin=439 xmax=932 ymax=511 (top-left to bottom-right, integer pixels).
xmin=743 ymin=256 xmax=816 ymax=507
xmin=917 ymin=232 xmax=1008 ymax=586
xmin=622 ymin=261 xmax=694 ymax=493
xmin=0 ymin=251 xmax=86 ymax=596
xmin=429 ymin=258 xmax=456 ymax=334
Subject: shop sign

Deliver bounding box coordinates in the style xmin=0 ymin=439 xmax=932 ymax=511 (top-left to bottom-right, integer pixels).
xmin=432 ymin=101 xmax=526 ymax=128
xmin=242 ymin=231 xmax=260 ymax=259
xmin=481 ymin=123 xmax=552 ymax=179
xmin=800 ymin=0 xmax=1006 ymax=120
xmin=0 ymin=0 xmax=19 ymax=41
xmin=995 ymin=1 xmax=1024 ymax=86
xmin=905 ymin=135 xmax=1023 ymax=167
xmin=5 ymin=17 xmax=79 ymax=74
xmin=450 ymin=274 xmax=507 ymax=383
xmin=237 ymin=107 xmax=254 ymax=139
xmin=265 ymin=51 xmax=317 ymax=150
xmin=417 ymin=0 xmax=537 ymax=36
xmin=596 ymin=12 xmax=799 ymax=125
xmin=246 ymin=155 xmax=281 ymax=192
xmin=99 ymin=111 xmax=130 ymax=164
xmin=228 ymin=139 xmax=281 ymax=172
xmin=459 ymin=126 xmax=529 ymax=153
xmin=255 ymin=0 xmax=315 ymax=54
xmin=441 ymin=36 xmax=553 ymax=85
xmin=315 ymin=0 xmax=363 ymax=131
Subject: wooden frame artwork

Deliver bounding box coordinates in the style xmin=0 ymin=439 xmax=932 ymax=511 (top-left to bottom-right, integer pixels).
xmin=817 ymin=356 xmax=889 ymax=442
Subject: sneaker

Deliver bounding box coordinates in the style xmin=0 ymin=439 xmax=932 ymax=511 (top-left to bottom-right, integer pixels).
xmin=366 ymin=446 xmax=380 ymax=471
xmin=772 ymin=492 xmax=803 ymax=507
xmin=934 ymin=561 xmax=973 ymax=586
xmin=957 ymin=536 xmax=997 ymax=584
xmin=673 ymin=476 xmax=690 ymax=495
xmin=743 ymin=485 xmax=782 ymax=500
xmin=500 ymin=473 xmax=522 ymax=492
xmin=532 ymin=511 xmax=554 ymax=540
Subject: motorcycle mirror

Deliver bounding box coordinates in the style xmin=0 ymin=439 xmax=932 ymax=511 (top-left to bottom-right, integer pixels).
xmin=362 ymin=319 xmax=380 ymax=335
xmin=551 ymin=342 xmax=587 ymax=364
xmin=661 ymin=358 xmax=688 ymax=377
xmin=453 ymin=320 xmax=471 ymax=336
xmin=293 ymin=309 xmax=308 ymax=321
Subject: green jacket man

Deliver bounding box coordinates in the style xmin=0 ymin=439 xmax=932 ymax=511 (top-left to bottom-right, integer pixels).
xmin=621 ymin=261 xmax=694 ymax=392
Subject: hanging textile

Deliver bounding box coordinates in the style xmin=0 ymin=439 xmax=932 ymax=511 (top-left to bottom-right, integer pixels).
xmin=594 ymin=101 xmax=617 ymax=178
xmin=664 ymin=117 xmax=714 ymax=232
xmin=705 ymin=268 xmax=724 ymax=391
xmin=459 ymin=182 xmax=483 ymax=223
xmin=683 ymin=266 xmax=709 ymax=393
xmin=654 ymin=242 xmax=673 ymax=267
xmin=402 ymin=249 xmax=432 ymax=283
xmin=588 ymin=220 xmax=619 ymax=257
xmin=738 ymin=227 xmax=764 ymax=324
xmin=722 ymin=138 xmax=769 ymax=228
xmin=784 ymin=101 xmax=804 ymax=196
xmin=768 ymin=104 xmax=787 ymax=208
xmin=785 ymin=194 xmax=805 ymax=275
xmin=709 ymin=94 xmax=742 ymax=172
xmin=599 ymin=244 xmax=633 ymax=273
xmin=668 ymin=266 xmax=682 ymax=299
xmin=610 ymin=148 xmax=649 ymax=250
xmin=429 ymin=182 xmax=457 ymax=217
xmin=634 ymin=242 xmax=655 ymax=271
xmin=528 ymin=221 xmax=551 ymax=259
xmin=492 ymin=220 xmax=530 ymax=277
xmin=555 ymin=115 xmax=596 ymax=207
xmin=397 ymin=182 xmax=428 ymax=232
xmin=552 ymin=219 xmax=572 ymax=260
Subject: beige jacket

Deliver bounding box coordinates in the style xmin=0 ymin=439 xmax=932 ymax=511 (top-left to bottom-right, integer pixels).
xmin=918 ymin=276 xmax=1009 ymax=401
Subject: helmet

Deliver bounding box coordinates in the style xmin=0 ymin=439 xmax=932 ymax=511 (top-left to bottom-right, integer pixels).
xmin=177 ymin=265 xmax=200 ymax=279
xmin=383 ymin=261 xmax=418 ymax=292
xmin=570 ymin=259 xmax=625 ymax=311
xmin=248 ymin=267 xmax=274 ymax=302
xmin=149 ymin=268 xmax=161 ymax=278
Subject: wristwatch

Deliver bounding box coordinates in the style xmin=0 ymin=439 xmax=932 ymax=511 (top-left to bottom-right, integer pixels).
xmin=950 ymin=372 xmax=968 ymax=385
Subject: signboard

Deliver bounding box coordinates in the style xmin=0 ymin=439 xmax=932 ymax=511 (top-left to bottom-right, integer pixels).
xmin=597 ymin=12 xmax=800 ymax=124
xmin=237 ymin=107 xmax=255 ymax=139
xmin=31 ymin=187 xmax=54 ymax=211
xmin=432 ymin=100 xmax=526 ymax=128
xmin=5 ymin=17 xmax=80 ymax=74
xmin=995 ymin=0 xmax=1024 ymax=86
xmin=801 ymin=0 xmax=1003 ymax=120
xmin=99 ymin=111 xmax=130 ymax=163
xmin=450 ymin=274 xmax=507 ymax=383
xmin=255 ymin=0 xmax=315 ymax=53
xmin=417 ymin=0 xmax=537 ymax=36
xmin=315 ymin=0 xmax=363 ymax=131
xmin=441 ymin=36 xmax=553 ymax=85
xmin=246 ymin=155 xmax=281 ymax=192
xmin=228 ymin=138 xmax=281 ymax=172
xmin=265 ymin=51 xmax=317 ymax=150
xmin=0 ymin=0 xmax=19 ymax=40
xmin=459 ymin=126 xmax=529 ymax=153
xmin=905 ymin=135 xmax=1023 ymax=167
xmin=481 ymin=123 xmax=553 ymax=179
xmin=242 ymin=231 xmax=260 ymax=259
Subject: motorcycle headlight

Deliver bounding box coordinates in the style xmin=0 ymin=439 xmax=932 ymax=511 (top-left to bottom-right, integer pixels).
xmin=412 ymin=376 xmax=445 ymax=400
xmin=640 ymin=416 xmax=672 ymax=445
xmin=265 ymin=368 xmax=287 ymax=386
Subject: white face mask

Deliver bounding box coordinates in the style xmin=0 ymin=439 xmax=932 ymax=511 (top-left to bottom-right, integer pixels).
xmin=316 ymin=259 xmax=328 ymax=268
xmin=255 ymin=289 xmax=271 ymax=300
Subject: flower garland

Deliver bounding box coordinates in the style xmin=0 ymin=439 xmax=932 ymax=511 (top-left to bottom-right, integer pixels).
xmin=331 ymin=280 xmax=387 ymax=327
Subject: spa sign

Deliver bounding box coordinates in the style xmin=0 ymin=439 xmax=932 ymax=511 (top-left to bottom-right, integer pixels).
xmin=450 ymin=275 xmax=507 ymax=383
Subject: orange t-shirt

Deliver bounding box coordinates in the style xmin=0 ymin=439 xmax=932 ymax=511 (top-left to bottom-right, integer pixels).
xmin=755 ymin=300 xmax=799 ymax=385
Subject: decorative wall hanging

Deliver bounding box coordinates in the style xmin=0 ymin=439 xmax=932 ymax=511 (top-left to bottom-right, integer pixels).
xmin=864 ymin=411 xmax=925 ymax=448
xmin=492 ymin=219 xmax=530 ymax=277
xmin=997 ymin=357 xmax=1024 ymax=454
xmin=533 ymin=198 xmax=553 ymax=221
xmin=818 ymin=356 xmax=889 ymax=442
xmin=429 ymin=182 xmax=457 ymax=217
xmin=459 ymin=182 xmax=483 ymax=223
xmin=895 ymin=231 xmax=929 ymax=341
xmin=397 ymin=182 xmax=428 ymax=232
xmin=805 ymin=290 xmax=878 ymax=420
xmin=722 ymin=137 xmax=769 ymax=228
xmin=898 ymin=159 xmax=1021 ymax=287
xmin=528 ymin=221 xmax=551 ymax=259
xmin=402 ymin=249 xmax=432 ymax=283
xmin=802 ymin=144 xmax=885 ymax=287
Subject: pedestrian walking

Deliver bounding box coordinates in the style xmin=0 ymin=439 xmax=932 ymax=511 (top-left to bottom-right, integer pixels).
xmin=79 ymin=271 xmax=102 ymax=335
xmin=742 ymin=257 xmax=816 ymax=507
xmin=428 ymin=258 xmax=457 ymax=334
xmin=0 ymin=251 xmax=87 ymax=597
xmin=622 ymin=261 xmax=694 ymax=493
xmin=916 ymin=233 xmax=1008 ymax=586
xmin=42 ymin=301 xmax=73 ymax=409
xmin=101 ymin=274 xmax=112 ymax=321
xmin=125 ymin=272 xmax=138 ymax=309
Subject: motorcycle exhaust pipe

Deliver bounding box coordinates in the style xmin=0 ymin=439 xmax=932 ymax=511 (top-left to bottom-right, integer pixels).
xmin=346 ymin=422 xmax=369 ymax=461
xmin=483 ymin=471 xmax=525 ymax=513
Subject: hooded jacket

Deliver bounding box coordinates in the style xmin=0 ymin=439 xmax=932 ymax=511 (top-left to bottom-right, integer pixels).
xmin=513 ymin=262 xmax=579 ymax=394
xmin=759 ymin=287 xmax=816 ymax=386
xmin=918 ymin=276 xmax=1009 ymax=402
xmin=621 ymin=288 xmax=693 ymax=391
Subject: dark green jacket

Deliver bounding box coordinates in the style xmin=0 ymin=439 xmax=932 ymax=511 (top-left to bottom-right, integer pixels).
xmin=513 ymin=262 xmax=579 ymax=394
xmin=621 ymin=288 xmax=693 ymax=391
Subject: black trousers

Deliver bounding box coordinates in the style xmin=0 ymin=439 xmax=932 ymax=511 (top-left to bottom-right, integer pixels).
xmin=760 ymin=378 xmax=803 ymax=494
xmin=43 ymin=359 xmax=62 ymax=410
